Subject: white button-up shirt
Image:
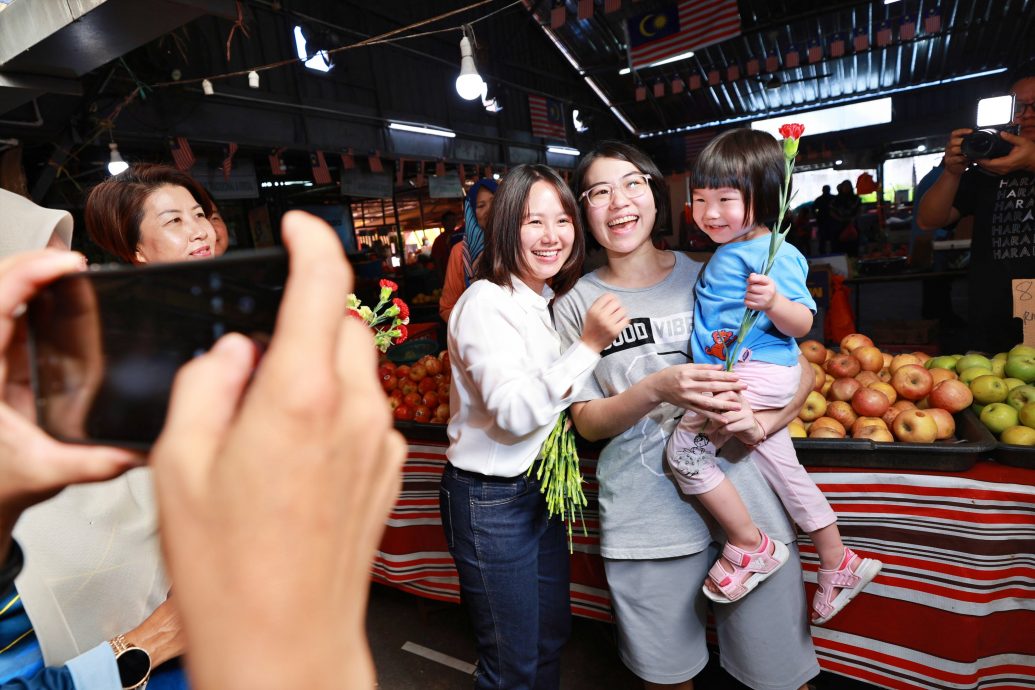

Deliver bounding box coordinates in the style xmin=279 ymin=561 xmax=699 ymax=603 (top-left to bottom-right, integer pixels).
xmin=446 ymin=277 xmax=600 ymax=477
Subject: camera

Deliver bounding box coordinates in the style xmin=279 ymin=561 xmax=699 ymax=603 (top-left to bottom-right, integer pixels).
xmin=960 ymin=125 xmax=1018 ymax=160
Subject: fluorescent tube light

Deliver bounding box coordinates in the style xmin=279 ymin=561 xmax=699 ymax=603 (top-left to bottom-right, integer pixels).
xmin=547 ymin=146 xmax=580 ymax=156
xmin=389 ymin=122 xmax=456 ymax=138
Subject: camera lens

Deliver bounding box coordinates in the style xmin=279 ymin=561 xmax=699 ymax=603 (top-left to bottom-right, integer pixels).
xmin=960 ymin=129 xmax=1014 ymax=160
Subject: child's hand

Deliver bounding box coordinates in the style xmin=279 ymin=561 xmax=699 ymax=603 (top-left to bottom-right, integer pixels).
xmin=717 ymin=391 xmax=766 ymax=446
xmin=580 ymin=293 xmax=630 ymax=353
xmin=745 ymin=273 xmax=778 ymax=312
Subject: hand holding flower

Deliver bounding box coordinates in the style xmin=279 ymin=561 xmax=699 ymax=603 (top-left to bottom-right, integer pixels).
xmin=744 ymin=273 xmax=777 ymax=312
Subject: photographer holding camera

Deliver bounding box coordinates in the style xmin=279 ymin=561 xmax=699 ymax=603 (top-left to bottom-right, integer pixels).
xmin=917 ymin=60 xmax=1035 ymax=353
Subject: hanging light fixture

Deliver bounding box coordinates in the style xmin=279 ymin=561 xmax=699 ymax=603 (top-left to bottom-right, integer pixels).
xmin=202 ymin=79 xmax=214 ymax=95
xmin=455 ymin=26 xmax=485 ymax=101
xmin=107 ymin=142 xmax=129 ymax=175
xmin=248 ymin=71 xmax=260 ymax=88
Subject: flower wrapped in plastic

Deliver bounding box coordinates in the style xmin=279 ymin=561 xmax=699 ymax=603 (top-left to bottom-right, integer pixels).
xmin=347 ymin=279 xmax=410 ymax=352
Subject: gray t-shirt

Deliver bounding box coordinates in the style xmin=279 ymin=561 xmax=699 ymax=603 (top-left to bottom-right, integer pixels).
xmin=552 ymin=251 xmax=795 ymax=559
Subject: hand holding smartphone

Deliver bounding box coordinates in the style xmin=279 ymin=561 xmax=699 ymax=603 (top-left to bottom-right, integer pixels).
xmin=28 ymin=249 xmax=288 ymax=449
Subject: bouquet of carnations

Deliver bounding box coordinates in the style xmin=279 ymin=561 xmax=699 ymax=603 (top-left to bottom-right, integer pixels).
xmin=347 ymin=279 xmax=409 ymax=353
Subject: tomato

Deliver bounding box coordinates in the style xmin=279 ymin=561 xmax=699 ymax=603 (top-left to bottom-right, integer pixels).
xmin=393 ymin=404 xmax=414 ymax=421
xmin=413 ymin=405 xmax=432 ymax=423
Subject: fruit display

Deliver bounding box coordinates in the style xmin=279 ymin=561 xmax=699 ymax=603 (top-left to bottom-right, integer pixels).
xmin=795 ymin=332 xmax=971 ymax=444
xmin=923 ymin=343 xmax=1035 ymax=447
xmin=380 ymin=349 xmax=451 ymax=425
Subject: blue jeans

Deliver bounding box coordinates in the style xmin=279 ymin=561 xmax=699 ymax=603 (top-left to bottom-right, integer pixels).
xmin=440 ymin=464 xmax=571 ymax=690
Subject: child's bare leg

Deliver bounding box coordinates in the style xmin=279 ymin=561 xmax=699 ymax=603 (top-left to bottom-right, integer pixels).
xmin=810 ymin=523 xmax=845 ymax=570
xmin=698 ymin=478 xmax=774 ymax=593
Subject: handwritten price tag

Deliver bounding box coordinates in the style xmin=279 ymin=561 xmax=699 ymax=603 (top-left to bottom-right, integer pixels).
xmin=1014 ymin=279 xmax=1035 ymax=347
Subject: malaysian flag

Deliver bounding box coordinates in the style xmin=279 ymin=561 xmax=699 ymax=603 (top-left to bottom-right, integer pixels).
xmin=876 ymin=19 xmax=893 ymax=47
xmin=784 ymin=45 xmax=799 ymax=69
xmin=829 ymin=33 xmax=845 ymax=58
xmin=268 ymin=147 xmax=286 ymax=176
xmin=170 ymin=136 xmax=195 ymax=171
xmin=340 ymin=148 xmax=355 ymax=170
xmin=684 ymin=129 xmax=715 ymax=167
xmin=222 ymin=142 xmax=238 ymax=180
xmin=853 ymin=27 xmax=868 ymax=52
xmin=900 ymin=15 xmax=916 ymax=41
xmin=311 ymin=150 xmax=331 ymax=185
xmin=807 ymin=38 xmax=822 ymax=63
xmin=604 ymin=0 xmax=621 ymax=13
xmin=627 ymin=0 xmax=741 ymax=70
xmin=924 ymin=7 xmax=942 ymax=33
xmin=577 ymin=0 xmax=592 ymax=21
xmin=368 ymin=150 xmax=383 ymax=174
xmin=528 ymin=94 xmax=567 ymax=140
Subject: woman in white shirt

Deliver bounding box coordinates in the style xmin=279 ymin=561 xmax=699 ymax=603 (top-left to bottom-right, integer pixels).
xmin=441 ymin=165 xmax=628 ymax=690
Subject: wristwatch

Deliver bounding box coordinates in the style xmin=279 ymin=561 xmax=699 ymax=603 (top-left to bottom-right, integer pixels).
xmin=108 ymin=634 xmax=151 ymax=690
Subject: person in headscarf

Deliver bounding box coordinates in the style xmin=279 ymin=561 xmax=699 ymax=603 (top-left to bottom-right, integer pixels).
xmin=438 ymin=178 xmax=498 ymax=322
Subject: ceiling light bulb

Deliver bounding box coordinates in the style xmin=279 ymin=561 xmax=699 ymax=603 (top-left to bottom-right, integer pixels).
xmin=107 ymin=143 xmax=129 ymax=176
xmin=456 ymin=35 xmax=485 ymax=101
xmin=917 ymin=144 xmax=927 ymax=152
xmin=248 ymin=71 xmax=260 ymax=89
xmin=202 ymin=79 xmax=214 ymax=95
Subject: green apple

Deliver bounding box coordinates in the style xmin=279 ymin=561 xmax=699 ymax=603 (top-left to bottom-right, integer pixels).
xmin=1005 ymin=378 xmax=1027 ymax=391
xmin=971 ymin=375 xmax=1009 ymax=404
xmin=991 ymin=359 xmax=1008 ymax=377
xmin=1007 ymin=385 xmax=1035 ymax=411
xmin=957 ymin=354 xmax=993 ymax=373
xmin=926 ymin=355 xmax=958 ymax=371
xmin=1005 ymin=356 xmax=1035 ymax=383
xmin=993 ymin=352 xmax=1010 ymax=364
xmin=951 ymin=354 xmax=964 ymax=361
xmin=980 ymin=403 xmax=1020 ymax=435
xmin=960 ymin=367 xmax=994 ymax=385
xmin=1021 ymin=402 xmax=1035 ymax=429
xmin=1009 ymin=344 xmax=1035 ymax=358
xmin=1001 ymin=425 xmax=1035 ymax=446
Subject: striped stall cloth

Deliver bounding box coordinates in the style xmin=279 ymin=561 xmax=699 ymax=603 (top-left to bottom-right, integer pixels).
xmin=377 ymin=437 xmax=1035 ymax=688
xmin=372 ymin=440 xmax=613 ymax=621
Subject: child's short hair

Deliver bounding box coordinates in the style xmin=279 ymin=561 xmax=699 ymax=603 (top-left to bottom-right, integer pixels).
xmin=692 ymin=129 xmax=785 ymax=227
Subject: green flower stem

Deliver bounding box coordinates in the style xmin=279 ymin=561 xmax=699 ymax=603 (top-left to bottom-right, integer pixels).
xmin=527 ymin=412 xmax=587 ymax=553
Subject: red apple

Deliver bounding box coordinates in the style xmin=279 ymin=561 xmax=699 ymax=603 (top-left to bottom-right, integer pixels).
xmin=829 ymin=377 xmax=862 ymax=402
xmin=422 ymin=391 xmax=440 ymax=408
xmin=853 ymin=424 xmax=895 ymax=442
xmin=403 ymin=391 xmax=422 ymax=407
xmin=810 ymin=416 xmax=846 ymax=437
xmin=912 ymin=351 xmax=932 ymax=365
xmin=380 ymin=361 xmax=397 ymax=373
xmin=424 ymin=357 xmax=443 ymax=376
xmin=854 ymin=345 xmax=885 ymax=373
xmin=840 ymin=333 xmax=874 ymax=354
xmin=395 ymin=364 xmax=411 ymax=379
xmin=826 ymin=400 xmax=858 ymax=429
xmin=799 ymin=390 xmax=828 ymax=422
xmin=882 ymin=352 xmax=893 ymax=369
xmin=891 ymin=364 xmax=933 ymax=401
xmin=890 ymin=353 xmax=922 ymax=374
xmin=413 ymin=404 xmax=432 ymax=423
xmin=882 ymin=399 xmax=916 ymax=427
xmin=929 ymin=379 xmax=974 ymax=413
xmin=435 ymin=403 xmax=450 ymax=420
xmin=800 ymin=339 xmax=828 ymax=365
xmin=409 ymin=364 xmax=428 ymax=382
xmin=826 ymin=354 xmax=862 ymax=379
xmin=855 ymin=370 xmax=880 ymax=386
xmin=400 ymin=380 xmax=418 ymax=396
xmin=418 ymin=377 xmax=438 ymax=394
xmin=852 ymin=387 xmax=890 ymax=417
xmin=393 ymin=404 xmax=414 ymax=421
xmin=892 ymin=409 xmax=939 ymax=443
xmin=877 ymin=368 xmax=893 ymax=383
xmin=810 ymin=426 xmax=846 ymax=439
xmin=869 ymin=381 xmax=898 ymax=406
xmin=926 ymin=407 xmax=956 ymax=440
xmin=380 ymin=371 xmax=399 ymax=392
xmin=810 ymin=362 xmax=826 ymax=391
xmin=821 ymin=375 xmax=835 ymax=396
xmin=851 ymin=416 xmax=888 ymax=436
xmin=930 ymin=368 xmax=958 ymax=387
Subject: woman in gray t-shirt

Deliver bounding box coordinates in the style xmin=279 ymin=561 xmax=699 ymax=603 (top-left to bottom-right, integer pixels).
xmin=552 ymin=141 xmax=819 ymax=690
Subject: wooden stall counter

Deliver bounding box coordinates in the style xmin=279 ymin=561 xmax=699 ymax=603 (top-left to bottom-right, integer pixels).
xmin=376 ymin=425 xmax=1035 ymax=690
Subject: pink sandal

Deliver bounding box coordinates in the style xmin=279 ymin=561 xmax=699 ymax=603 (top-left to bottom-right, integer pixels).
xmin=811 ymin=547 xmax=883 ymax=625
xmin=702 ymin=531 xmax=789 ymax=604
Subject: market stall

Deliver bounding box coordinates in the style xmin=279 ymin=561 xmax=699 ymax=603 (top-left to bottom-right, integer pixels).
xmin=374 ymin=430 xmax=1035 ymax=690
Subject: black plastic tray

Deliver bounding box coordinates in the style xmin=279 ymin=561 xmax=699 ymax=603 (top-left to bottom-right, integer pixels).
xmin=992 ymin=442 xmax=1035 ymax=469
xmin=794 ymin=409 xmax=995 ymax=471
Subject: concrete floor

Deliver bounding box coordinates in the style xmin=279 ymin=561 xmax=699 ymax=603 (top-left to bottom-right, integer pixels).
xmin=366 ymin=584 xmax=880 ymax=690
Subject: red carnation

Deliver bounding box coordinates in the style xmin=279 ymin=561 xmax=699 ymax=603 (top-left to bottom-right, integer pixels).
xmin=778 ymin=123 xmax=805 ymax=140
xmin=393 ymin=297 xmax=410 ymax=321
xmin=393 ymin=324 xmax=408 ymax=345
xmin=379 ymin=279 xmax=399 ymax=292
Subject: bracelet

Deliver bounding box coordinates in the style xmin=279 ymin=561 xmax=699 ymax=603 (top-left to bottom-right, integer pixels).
xmin=751 ymin=419 xmax=768 ymax=445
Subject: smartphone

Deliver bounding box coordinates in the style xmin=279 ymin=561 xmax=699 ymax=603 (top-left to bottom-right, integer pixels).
xmin=28 ymin=248 xmax=288 ymax=449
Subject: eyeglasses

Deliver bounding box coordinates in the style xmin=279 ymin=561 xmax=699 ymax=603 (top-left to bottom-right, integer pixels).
xmin=579 ymin=173 xmax=652 ymax=208
xmin=1014 ymin=100 xmax=1035 ymax=118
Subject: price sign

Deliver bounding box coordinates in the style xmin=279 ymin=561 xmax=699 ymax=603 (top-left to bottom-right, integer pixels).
xmin=1013 ymin=279 xmax=1035 ymax=347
